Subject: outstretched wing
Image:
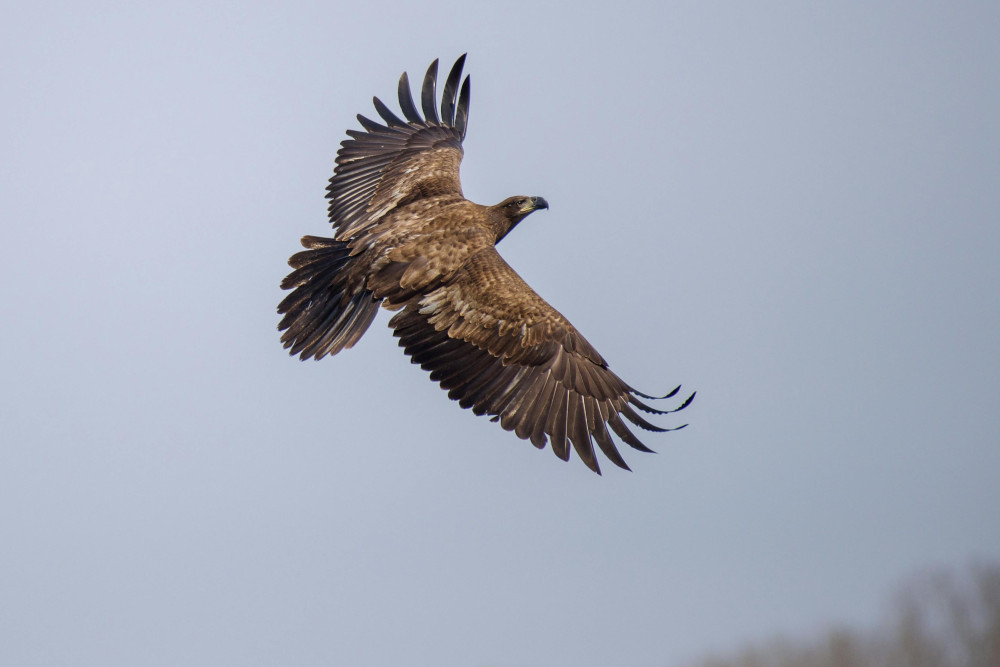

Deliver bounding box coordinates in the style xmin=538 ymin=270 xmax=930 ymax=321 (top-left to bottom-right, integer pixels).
xmin=328 ymin=55 xmax=471 ymax=241
xmin=389 ymin=249 xmax=694 ymax=474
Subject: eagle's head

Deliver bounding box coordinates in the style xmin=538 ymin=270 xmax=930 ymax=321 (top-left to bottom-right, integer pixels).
xmin=493 ymin=196 xmax=549 ymax=241
xmin=500 ymin=195 xmax=548 ymax=221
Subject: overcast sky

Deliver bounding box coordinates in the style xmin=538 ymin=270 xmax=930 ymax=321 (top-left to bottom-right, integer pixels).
xmin=2 ymin=2 xmax=999 ymax=666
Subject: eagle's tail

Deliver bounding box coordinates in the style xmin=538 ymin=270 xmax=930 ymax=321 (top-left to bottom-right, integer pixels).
xmin=278 ymin=236 xmax=381 ymax=360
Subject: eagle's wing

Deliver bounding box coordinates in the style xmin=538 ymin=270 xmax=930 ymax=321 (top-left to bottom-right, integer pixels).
xmin=329 ymin=56 xmax=470 ymax=241
xmin=390 ymin=248 xmax=694 ymax=474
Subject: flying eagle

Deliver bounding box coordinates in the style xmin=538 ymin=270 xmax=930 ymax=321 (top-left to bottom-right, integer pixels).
xmin=278 ymin=55 xmax=693 ymax=474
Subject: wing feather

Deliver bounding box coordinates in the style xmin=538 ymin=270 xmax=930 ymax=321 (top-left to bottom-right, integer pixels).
xmin=455 ymin=77 xmax=471 ymax=140
xmin=566 ymin=395 xmax=599 ymax=473
xmin=470 ymin=364 xmax=525 ymax=416
xmin=389 ymin=249 xmax=693 ymax=473
xmin=591 ymin=402 xmax=630 ymax=471
xmin=507 ymin=372 xmax=548 ymax=438
xmin=441 ymin=54 xmax=466 ymax=126
xmin=547 ymin=390 xmax=570 ymax=462
xmin=373 ymin=96 xmax=407 ymax=128
xmin=397 ymin=73 xmax=422 ymax=123
xmin=421 ymin=59 xmax=440 ymax=124
xmin=457 ymin=360 xmax=507 ymax=410
xmin=327 ymin=56 xmax=469 ymax=242
xmin=525 ymin=373 xmax=558 ymax=445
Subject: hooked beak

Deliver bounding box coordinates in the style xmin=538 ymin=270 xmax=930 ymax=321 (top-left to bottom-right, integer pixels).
xmin=529 ymin=196 xmax=549 ymax=211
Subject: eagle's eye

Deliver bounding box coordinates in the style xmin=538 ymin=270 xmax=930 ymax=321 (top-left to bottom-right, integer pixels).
xmin=515 ymin=199 xmax=525 ymax=207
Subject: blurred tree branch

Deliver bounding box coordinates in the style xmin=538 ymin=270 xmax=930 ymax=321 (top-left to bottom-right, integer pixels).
xmin=685 ymin=562 xmax=1000 ymax=667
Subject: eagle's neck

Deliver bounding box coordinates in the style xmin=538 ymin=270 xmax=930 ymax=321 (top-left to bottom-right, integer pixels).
xmin=486 ymin=208 xmax=521 ymax=244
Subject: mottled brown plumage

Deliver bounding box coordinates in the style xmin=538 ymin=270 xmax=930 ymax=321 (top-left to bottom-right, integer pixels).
xmin=278 ymin=55 xmax=693 ymax=473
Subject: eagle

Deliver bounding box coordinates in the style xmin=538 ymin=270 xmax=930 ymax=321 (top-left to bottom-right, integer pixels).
xmin=278 ymin=55 xmax=693 ymax=474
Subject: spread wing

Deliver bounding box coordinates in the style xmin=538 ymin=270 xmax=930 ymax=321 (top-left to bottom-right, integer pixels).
xmin=389 ymin=249 xmax=694 ymax=474
xmin=328 ymin=55 xmax=471 ymax=241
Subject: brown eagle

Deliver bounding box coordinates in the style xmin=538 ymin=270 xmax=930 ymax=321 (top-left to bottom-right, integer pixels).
xmin=278 ymin=55 xmax=693 ymax=474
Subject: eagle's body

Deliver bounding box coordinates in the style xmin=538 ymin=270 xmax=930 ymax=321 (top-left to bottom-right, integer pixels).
xmin=279 ymin=56 xmax=693 ymax=473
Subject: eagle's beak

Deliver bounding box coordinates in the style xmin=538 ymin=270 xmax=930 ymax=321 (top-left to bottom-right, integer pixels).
xmin=529 ymin=196 xmax=549 ymax=211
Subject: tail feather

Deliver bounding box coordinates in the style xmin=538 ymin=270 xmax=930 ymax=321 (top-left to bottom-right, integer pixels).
xmin=278 ymin=236 xmax=381 ymax=360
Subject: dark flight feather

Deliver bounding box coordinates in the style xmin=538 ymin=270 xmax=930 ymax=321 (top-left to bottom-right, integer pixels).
xmin=421 ymin=59 xmax=440 ymax=124
xmin=279 ymin=56 xmax=693 ymax=474
xmin=441 ymin=54 xmax=466 ymax=126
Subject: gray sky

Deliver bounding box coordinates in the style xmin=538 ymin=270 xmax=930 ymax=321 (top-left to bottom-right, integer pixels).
xmin=2 ymin=1 xmax=999 ymax=665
